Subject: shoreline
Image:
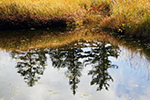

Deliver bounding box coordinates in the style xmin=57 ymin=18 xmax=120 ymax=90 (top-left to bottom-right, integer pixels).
xmin=0 ymin=0 xmax=150 ymax=42
xmin=0 ymin=14 xmax=78 ymax=30
xmin=0 ymin=14 xmax=149 ymax=43
xmin=0 ymin=26 xmax=149 ymax=61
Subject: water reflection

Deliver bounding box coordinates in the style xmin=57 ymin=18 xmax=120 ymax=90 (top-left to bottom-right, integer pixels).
xmin=49 ymin=40 xmax=88 ymax=94
xmin=11 ymin=49 xmax=47 ymax=86
xmin=84 ymin=41 xmax=119 ymax=91
xmin=10 ymin=39 xmax=120 ymax=94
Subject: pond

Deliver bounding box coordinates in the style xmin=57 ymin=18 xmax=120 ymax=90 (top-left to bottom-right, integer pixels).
xmin=0 ymin=27 xmax=150 ymax=100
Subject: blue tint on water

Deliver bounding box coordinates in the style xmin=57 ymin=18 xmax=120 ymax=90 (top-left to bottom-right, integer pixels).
xmin=0 ymin=42 xmax=150 ymax=100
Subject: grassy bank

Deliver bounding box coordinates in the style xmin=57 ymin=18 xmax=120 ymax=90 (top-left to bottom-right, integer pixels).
xmin=100 ymin=0 xmax=150 ymax=41
xmin=0 ymin=0 xmax=150 ymax=41
xmin=0 ymin=0 xmax=110 ymax=30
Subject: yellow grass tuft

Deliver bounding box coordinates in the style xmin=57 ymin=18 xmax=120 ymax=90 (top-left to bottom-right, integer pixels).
xmin=102 ymin=0 xmax=150 ymax=38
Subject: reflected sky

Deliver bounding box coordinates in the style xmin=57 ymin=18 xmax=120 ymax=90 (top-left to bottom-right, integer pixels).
xmin=0 ymin=42 xmax=150 ymax=100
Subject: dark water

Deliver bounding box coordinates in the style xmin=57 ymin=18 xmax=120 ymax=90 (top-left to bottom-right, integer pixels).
xmin=0 ymin=28 xmax=150 ymax=100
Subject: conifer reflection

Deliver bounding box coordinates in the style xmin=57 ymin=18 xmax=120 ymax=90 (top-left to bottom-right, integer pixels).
xmin=11 ymin=49 xmax=47 ymax=86
xmin=49 ymin=40 xmax=120 ymax=93
xmin=49 ymin=41 xmax=84 ymax=95
xmin=11 ymin=39 xmax=120 ymax=94
xmin=83 ymin=41 xmax=120 ymax=91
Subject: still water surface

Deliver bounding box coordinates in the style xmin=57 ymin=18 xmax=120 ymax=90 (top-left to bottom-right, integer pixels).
xmin=0 ymin=28 xmax=150 ymax=100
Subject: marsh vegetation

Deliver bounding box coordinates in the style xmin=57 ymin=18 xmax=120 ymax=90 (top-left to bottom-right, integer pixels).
xmin=0 ymin=0 xmax=150 ymax=41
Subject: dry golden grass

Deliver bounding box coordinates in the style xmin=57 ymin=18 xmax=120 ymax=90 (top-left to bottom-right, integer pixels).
xmin=101 ymin=0 xmax=150 ymax=39
xmin=0 ymin=0 xmax=111 ymax=30
xmin=0 ymin=0 xmax=109 ymax=16
xmin=0 ymin=0 xmax=150 ymax=40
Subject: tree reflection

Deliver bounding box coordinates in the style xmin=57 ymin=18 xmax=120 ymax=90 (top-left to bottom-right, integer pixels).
xmin=10 ymin=39 xmax=120 ymax=94
xmin=49 ymin=40 xmax=120 ymax=93
xmin=49 ymin=41 xmax=84 ymax=95
xmin=11 ymin=49 xmax=47 ymax=86
xmin=83 ymin=41 xmax=120 ymax=91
